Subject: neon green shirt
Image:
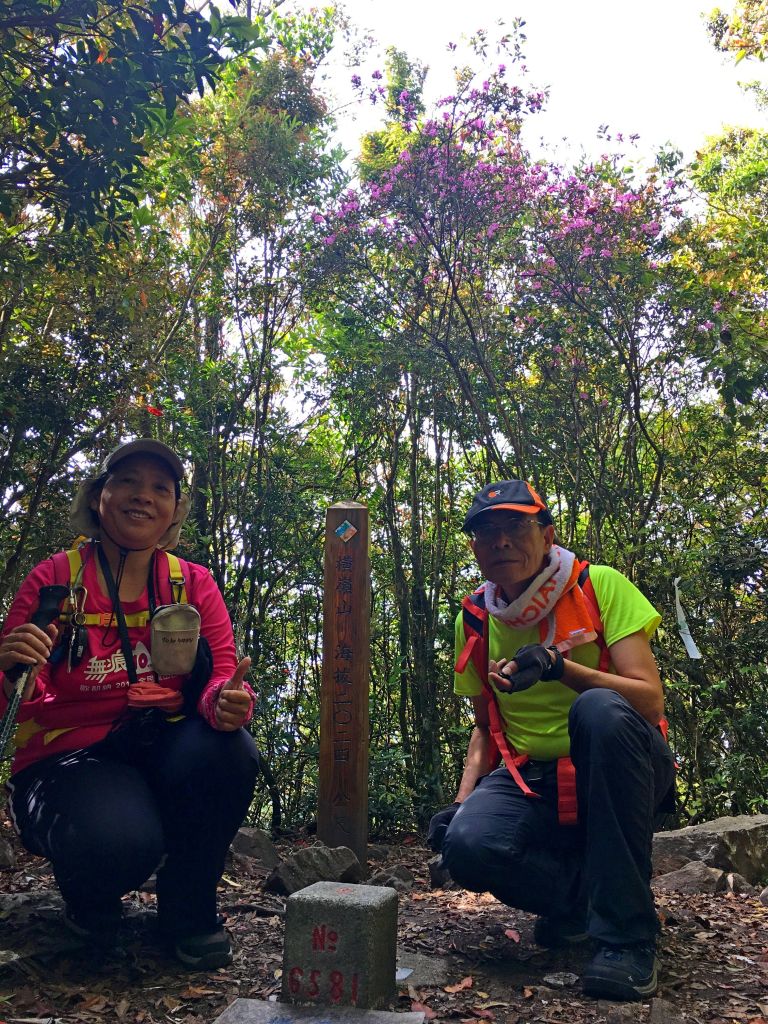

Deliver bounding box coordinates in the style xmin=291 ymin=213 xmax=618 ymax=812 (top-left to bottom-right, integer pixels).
xmin=454 ymin=565 xmax=661 ymax=760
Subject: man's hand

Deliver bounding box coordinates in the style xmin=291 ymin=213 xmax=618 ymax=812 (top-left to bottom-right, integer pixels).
xmin=427 ymin=802 xmax=461 ymax=852
xmin=215 ymin=657 xmax=253 ymax=731
xmin=0 ymin=623 xmax=57 ymax=701
xmin=489 ymin=644 xmax=564 ymax=693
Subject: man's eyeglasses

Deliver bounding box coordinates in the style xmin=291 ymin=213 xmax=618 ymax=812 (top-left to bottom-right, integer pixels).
xmin=471 ymin=517 xmax=545 ymax=541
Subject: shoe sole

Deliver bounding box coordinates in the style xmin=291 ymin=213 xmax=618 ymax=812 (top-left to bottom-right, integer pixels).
xmin=582 ymin=964 xmax=658 ymax=1001
xmin=174 ymin=947 xmax=233 ymax=970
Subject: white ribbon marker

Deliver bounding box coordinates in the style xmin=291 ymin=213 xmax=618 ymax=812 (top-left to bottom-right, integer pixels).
xmin=673 ymin=577 xmax=702 ymax=660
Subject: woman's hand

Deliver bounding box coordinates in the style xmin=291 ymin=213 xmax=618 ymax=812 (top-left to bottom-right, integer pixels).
xmin=0 ymin=623 xmax=57 ymax=700
xmin=215 ymin=657 xmax=253 ymax=731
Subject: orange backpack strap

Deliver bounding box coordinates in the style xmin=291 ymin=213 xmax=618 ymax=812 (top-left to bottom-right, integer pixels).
xmin=455 ymin=592 xmax=487 ymax=674
xmin=482 ymin=679 xmax=537 ymax=799
xmin=457 ymin=590 xmax=535 ymax=789
xmin=457 ymin=592 xmax=501 ymax=773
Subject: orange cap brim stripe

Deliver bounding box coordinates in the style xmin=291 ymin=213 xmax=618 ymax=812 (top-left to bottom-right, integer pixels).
xmin=483 ymin=502 xmax=544 ymax=515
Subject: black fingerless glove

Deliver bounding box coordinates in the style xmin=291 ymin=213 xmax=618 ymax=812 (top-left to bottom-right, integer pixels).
xmin=426 ymin=802 xmax=461 ymax=852
xmin=503 ymin=643 xmax=565 ymax=692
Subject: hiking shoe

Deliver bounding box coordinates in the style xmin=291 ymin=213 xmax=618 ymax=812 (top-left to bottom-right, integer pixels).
xmin=582 ymin=942 xmax=658 ymax=1001
xmin=533 ymin=914 xmax=589 ymax=948
xmin=63 ymin=904 xmax=122 ymax=944
xmin=174 ymin=929 xmax=232 ymax=969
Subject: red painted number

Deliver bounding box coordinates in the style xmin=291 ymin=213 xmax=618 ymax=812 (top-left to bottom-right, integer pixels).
xmin=329 ymin=970 xmax=344 ymax=1002
xmin=288 ymin=967 xmax=361 ymax=1003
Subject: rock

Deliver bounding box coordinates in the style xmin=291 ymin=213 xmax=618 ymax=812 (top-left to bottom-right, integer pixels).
xmin=724 ymin=871 xmax=756 ymax=896
xmin=396 ymin=949 xmax=453 ymax=988
xmin=264 ymin=843 xmax=362 ymax=895
xmin=759 ymin=885 xmax=768 ymax=907
xmin=649 ymin=996 xmax=685 ymax=1023
xmin=599 ymin=1003 xmax=639 ymax=1023
xmin=367 ymin=844 xmax=391 ymax=861
xmin=231 ymin=827 xmax=281 ymax=868
xmin=0 ymin=837 xmax=16 ymax=870
xmin=651 ymin=861 xmax=726 ymax=894
xmin=652 ymin=814 xmax=768 ymax=885
xmin=542 ymin=971 xmax=579 ymax=988
xmin=427 ymin=854 xmax=454 ymax=890
xmin=368 ymin=864 xmax=414 ymax=891
xmin=231 ymin=851 xmax=269 ymax=877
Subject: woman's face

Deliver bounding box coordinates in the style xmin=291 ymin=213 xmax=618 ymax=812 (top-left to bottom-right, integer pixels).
xmin=92 ymin=454 xmax=178 ymax=551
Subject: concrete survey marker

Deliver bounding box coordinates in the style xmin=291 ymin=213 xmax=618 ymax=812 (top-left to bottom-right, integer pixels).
xmin=215 ymin=999 xmax=423 ymax=1024
xmin=282 ymin=881 xmax=398 ymax=1009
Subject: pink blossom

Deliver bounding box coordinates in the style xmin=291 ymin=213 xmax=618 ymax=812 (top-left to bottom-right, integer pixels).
xmin=697 ymin=321 xmax=715 ymax=332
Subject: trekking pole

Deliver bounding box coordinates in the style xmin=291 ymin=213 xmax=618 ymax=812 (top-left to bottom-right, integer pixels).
xmin=0 ymin=584 xmax=69 ymax=759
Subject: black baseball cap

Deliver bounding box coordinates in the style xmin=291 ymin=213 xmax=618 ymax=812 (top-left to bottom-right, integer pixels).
xmin=462 ymin=480 xmax=553 ymax=532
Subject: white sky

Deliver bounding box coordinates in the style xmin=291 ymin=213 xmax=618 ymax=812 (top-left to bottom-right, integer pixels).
xmin=324 ymin=0 xmax=765 ymax=164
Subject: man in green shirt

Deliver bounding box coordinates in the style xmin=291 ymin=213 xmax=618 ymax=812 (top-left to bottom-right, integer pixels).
xmin=429 ymin=480 xmax=674 ymax=1001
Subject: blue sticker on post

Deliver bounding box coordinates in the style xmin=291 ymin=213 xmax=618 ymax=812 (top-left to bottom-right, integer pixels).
xmin=335 ymin=520 xmax=358 ymax=543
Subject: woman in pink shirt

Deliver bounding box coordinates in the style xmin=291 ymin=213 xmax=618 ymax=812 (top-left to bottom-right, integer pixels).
xmin=0 ymin=439 xmax=259 ymax=969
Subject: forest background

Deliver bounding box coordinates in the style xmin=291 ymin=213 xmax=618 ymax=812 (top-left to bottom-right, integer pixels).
xmin=1 ymin=0 xmax=767 ymax=835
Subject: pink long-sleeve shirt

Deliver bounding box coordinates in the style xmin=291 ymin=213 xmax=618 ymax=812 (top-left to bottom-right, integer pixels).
xmin=0 ymin=548 xmax=253 ymax=776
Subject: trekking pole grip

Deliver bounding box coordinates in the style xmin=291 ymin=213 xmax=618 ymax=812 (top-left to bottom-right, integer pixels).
xmin=0 ymin=584 xmax=69 ymax=757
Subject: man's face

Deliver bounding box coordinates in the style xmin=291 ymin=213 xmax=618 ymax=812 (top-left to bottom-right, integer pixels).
xmin=469 ymin=512 xmax=555 ymax=598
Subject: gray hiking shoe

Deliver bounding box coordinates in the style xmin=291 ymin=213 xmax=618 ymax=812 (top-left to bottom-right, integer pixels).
xmin=582 ymin=942 xmax=658 ymax=1000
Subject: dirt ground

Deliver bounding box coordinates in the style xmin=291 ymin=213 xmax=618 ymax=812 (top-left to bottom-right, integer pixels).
xmin=2 ymin=823 xmax=767 ymax=1024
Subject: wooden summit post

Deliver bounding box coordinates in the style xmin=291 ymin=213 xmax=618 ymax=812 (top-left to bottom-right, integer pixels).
xmin=317 ymin=502 xmax=370 ymax=864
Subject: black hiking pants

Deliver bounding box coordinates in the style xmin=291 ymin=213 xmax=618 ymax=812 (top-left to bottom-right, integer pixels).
xmin=8 ymin=716 xmax=259 ymax=937
xmin=441 ymin=689 xmax=675 ymax=945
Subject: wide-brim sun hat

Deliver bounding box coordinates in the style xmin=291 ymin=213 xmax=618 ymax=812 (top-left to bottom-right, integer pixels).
xmin=69 ymin=439 xmax=190 ymax=550
xmin=462 ymin=480 xmax=553 ymax=532
xmin=99 ymin=438 xmax=185 ymax=480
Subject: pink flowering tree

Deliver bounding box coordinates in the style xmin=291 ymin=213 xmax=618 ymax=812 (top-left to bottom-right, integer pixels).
xmin=314 ymin=43 xmax=714 ymax=565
